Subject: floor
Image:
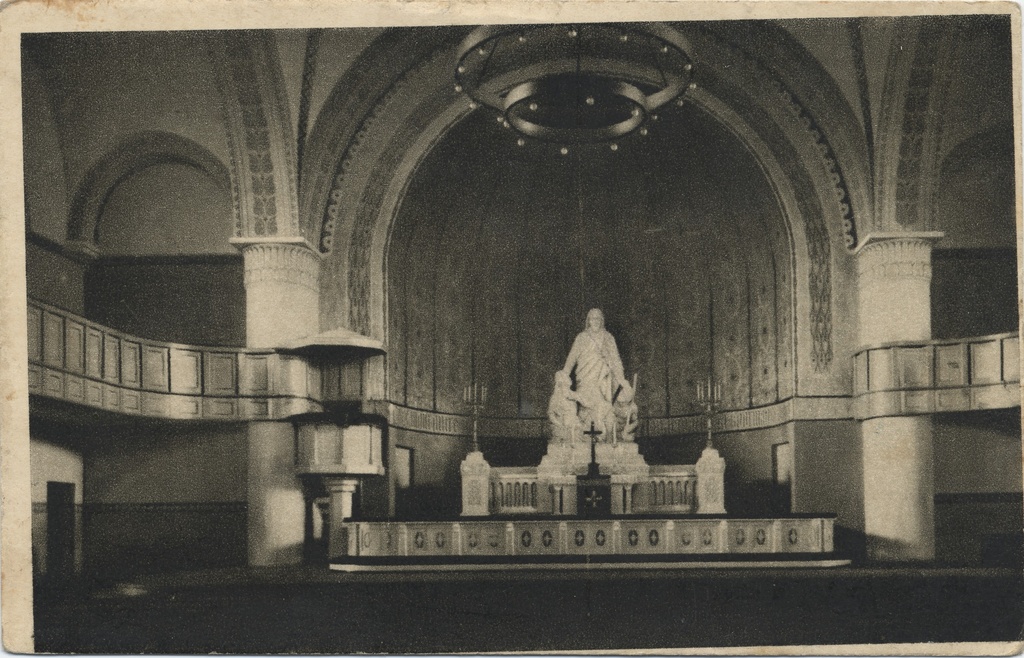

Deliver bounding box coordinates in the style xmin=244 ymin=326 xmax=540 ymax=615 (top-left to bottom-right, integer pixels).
xmin=33 ymin=565 xmax=1024 ymax=653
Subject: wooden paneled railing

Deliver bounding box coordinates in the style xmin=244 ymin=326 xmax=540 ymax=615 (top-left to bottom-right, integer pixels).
xmin=27 ymin=300 xmax=327 ymax=421
xmin=853 ymin=332 xmax=1020 ymax=419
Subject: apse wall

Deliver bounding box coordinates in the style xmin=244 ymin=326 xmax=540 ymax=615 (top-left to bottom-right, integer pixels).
xmin=386 ymin=105 xmax=794 ymax=429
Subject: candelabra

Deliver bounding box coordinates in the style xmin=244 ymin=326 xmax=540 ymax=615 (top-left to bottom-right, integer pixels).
xmin=695 ymin=376 xmax=721 ymax=449
xmin=463 ymin=382 xmax=488 ymax=452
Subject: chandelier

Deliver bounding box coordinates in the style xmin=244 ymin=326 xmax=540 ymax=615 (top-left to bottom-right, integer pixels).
xmin=454 ymin=23 xmax=696 ymax=151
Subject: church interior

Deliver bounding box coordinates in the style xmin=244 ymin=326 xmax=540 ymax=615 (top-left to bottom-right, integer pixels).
xmin=18 ymin=13 xmax=1023 ymax=652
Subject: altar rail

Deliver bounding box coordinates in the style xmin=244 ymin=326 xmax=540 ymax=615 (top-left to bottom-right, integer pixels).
xmin=487 ymin=466 xmax=698 ymax=515
xmin=340 ymin=516 xmax=835 ymax=559
xmin=853 ymin=332 xmax=1020 ymax=419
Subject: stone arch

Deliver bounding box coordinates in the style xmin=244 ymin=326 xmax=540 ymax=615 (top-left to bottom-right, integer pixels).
xmin=308 ymin=24 xmax=864 ymax=398
xmin=67 ymin=131 xmax=231 ymax=248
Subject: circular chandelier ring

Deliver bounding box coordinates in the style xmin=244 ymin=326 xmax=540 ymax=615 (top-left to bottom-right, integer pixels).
xmin=505 ymin=79 xmax=647 ymax=143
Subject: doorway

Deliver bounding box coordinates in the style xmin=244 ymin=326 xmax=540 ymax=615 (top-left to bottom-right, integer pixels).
xmin=46 ymin=481 xmax=76 ymax=580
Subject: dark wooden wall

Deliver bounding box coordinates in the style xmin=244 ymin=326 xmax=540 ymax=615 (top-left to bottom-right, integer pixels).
xmin=387 ymin=105 xmax=793 ymax=422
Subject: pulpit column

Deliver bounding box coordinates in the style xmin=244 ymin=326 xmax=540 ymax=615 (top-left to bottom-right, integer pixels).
xmin=856 ymin=232 xmax=942 ymax=561
xmin=325 ymin=478 xmax=360 ymax=558
xmin=238 ymin=239 xmax=320 ymax=565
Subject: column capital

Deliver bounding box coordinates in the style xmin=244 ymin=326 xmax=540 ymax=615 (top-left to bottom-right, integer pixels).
xmin=235 ymin=240 xmax=321 ymax=294
xmin=855 ymin=231 xmax=944 ymax=281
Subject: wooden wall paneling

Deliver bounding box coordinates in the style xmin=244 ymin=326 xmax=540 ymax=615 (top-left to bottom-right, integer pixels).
xmin=664 ymin=233 xmax=709 ymax=418
xmin=386 ymin=185 xmax=417 ymax=406
xmin=238 ymin=353 xmax=269 ymax=396
xmin=85 ymin=327 xmax=103 ymax=378
xmin=897 ymin=346 xmax=932 ymax=388
xmin=64 ymin=320 xmax=85 ymax=374
xmin=142 ymin=346 xmax=170 ymax=391
xmin=404 ymin=202 xmax=440 ymax=410
xmin=1002 ymin=336 xmax=1019 ymax=382
xmin=619 ymin=163 xmax=664 ymax=422
xmin=970 ymin=340 xmax=1002 ymax=384
xmin=747 ymin=233 xmax=779 ymax=407
xmin=204 ymin=352 xmax=237 ymax=395
xmin=867 ymin=349 xmax=895 ymax=390
xmin=854 ymin=352 xmax=868 ymax=394
xmin=431 ymin=183 xmax=473 ymax=416
xmin=775 ymin=244 xmax=795 ymax=400
xmin=515 ymin=158 xmax=565 ymax=420
xmin=169 ymin=348 xmax=203 ymax=394
xmin=121 ymin=341 xmax=141 ymax=387
xmin=27 ymin=306 xmax=42 ymax=362
xmin=935 ymin=343 xmax=968 ymax=387
xmin=42 ymin=311 xmax=64 ymax=368
xmin=340 ymin=361 xmax=362 ymax=399
xmin=474 ymin=178 xmax=522 ymax=419
xmin=102 ymin=334 xmax=120 ymax=383
xmin=712 ymin=233 xmax=751 ymax=410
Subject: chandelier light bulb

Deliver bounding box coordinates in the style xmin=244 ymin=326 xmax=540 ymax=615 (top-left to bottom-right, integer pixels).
xmin=568 ymin=29 xmax=578 ymax=38
xmin=610 ymin=143 xmax=618 ymax=151
xmin=688 ymin=82 xmax=698 ymax=90
xmin=631 ymin=108 xmax=640 ymax=117
xmin=478 ymin=47 xmax=487 ymax=55
xmin=639 ymin=127 xmax=648 ymax=136
xmin=560 ymin=146 xmax=569 ymax=155
xmin=620 ymin=34 xmax=629 ymax=42
xmin=586 ymin=96 xmax=595 ymax=106
xmin=517 ymin=138 xmax=525 ymax=147
xmin=497 ymin=115 xmax=505 ymax=123
xmin=454 ymin=84 xmax=463 ymax=93
xmin=518 ymin=34 xmax=527 ymax=43
xmin=685 ymin=63 xmax=693 ymax=71
xmin=651 ymin=114 xmax=658 ymax=121
xmin=529 ymin=102 xmax=538 ymax=111
xmin=661 ymin=45 xmax=669 ymax=53
xmin=469 ymin=101 xmax=478 ymax=109
xmin=503 ymin=120 xmax=511 ymax=129
xmin=676 ymin=98 xmax=685 ymax=107
xmin=457 ymin=65 xmax=465 ymax=74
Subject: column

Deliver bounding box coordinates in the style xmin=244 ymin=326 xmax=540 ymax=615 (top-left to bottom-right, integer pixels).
xmin=325 ymin=478 xmax=360 ymax=558
xmin=239 ymin=240 xmax=320 ymax=565
xmin=855 ymin=232 xmax=942 ymax=561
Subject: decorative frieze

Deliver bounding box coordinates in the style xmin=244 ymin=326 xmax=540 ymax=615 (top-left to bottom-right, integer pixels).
xmin=341 ymin=516 xmax=836 ymax=560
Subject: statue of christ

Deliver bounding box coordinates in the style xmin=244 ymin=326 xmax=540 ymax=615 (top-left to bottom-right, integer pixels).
xmin=560 ymin=308 xmax=628 ymax=439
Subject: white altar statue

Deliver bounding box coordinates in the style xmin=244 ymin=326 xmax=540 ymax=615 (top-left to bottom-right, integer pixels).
xmin=613 ymin=376 xmax=639 ymax=442
xmin=547 ymin=370 xmax=581 ymax=442
xmin=554 ymin=308 xmax=631 ymax=441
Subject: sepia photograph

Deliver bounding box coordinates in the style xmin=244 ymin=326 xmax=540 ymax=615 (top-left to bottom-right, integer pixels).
xmin=1 ymin=0 xmax=1021 ymax=653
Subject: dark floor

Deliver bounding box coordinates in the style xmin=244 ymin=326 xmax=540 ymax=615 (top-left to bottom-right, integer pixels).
xmin=34 ymin=565 xmax=1024 ymax=653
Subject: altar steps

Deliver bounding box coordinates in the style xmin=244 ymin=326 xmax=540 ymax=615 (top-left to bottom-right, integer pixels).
xmin=330 ymin=553 xmax=851 ymax=572
xmin=333 ymin=514 xmax=845 ymax=572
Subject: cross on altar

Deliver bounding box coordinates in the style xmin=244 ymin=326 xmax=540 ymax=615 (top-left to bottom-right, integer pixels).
xmin=583 ymin=422 xmax=602 ymax=466
xmin=584 ymin=489 xmax=604 ymax=509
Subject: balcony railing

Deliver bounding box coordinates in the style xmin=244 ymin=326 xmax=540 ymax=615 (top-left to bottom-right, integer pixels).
xmin=853 ymin=332 xmax=1020 ymax=419
xmin=27 ymin=299 xmax=323 ymax=421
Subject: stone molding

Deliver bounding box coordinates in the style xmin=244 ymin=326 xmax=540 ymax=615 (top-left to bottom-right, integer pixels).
xmin=241 ymin=242 xmax=320 ymax=292
xmin=387 ymin=398 xmax=852 ymax=439
xmin=855 ymin=232 xmax=943 ymax=282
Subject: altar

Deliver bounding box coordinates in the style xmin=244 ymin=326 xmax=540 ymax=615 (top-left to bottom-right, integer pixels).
xmin=331 ymin=310 xmax=846 ymax=571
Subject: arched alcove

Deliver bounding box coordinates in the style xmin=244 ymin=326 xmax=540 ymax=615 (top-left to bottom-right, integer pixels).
xmin=386 ymin=103 xmax=794 ymax=424
xmin=97 ymin=162 xmax=233 ymax=256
